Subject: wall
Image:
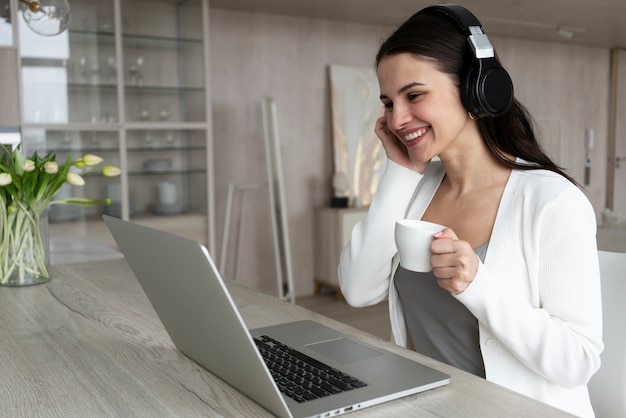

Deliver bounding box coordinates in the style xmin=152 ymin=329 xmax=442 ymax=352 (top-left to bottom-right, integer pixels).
xmin=495 ymin=38 xmax=610 ymax=213
xmin=209 ymin=8 xmax=611 ymax=297
xmin=209 ymin=9 xmax=391 ymax=296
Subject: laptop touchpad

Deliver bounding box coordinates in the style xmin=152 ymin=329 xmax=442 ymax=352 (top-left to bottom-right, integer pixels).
xmin=307 ymin=338 xmax=383 ymax=364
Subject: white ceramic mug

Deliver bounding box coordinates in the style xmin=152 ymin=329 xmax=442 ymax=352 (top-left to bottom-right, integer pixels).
xmin=394 ymin=219 xmax=446 ymax=272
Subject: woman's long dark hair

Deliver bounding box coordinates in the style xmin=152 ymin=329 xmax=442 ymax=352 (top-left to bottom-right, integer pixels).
xmin=375 ymin=12 xmax=577 ymax=185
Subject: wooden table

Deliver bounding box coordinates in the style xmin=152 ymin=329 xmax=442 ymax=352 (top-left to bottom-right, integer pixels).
xmin=0 ymin=259 xmax=575 ymax=417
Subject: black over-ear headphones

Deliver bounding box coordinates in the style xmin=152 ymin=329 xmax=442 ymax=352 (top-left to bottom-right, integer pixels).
xmin=415 ymin=4 xmax=514 ymax=118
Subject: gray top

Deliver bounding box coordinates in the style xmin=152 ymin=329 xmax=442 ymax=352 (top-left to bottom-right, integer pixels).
xmin=394 ymin=242 xmax=489 ymax=378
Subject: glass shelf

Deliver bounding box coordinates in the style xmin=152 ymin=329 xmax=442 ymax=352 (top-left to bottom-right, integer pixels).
xmin=76 ymin=169 xmax=206 ymax=177
xmin=50 ymin=145 xmax=206 ymax=154
xmin=19 ymin=82 xmax=205 ymax=95
xmin=129 ymin=169 xmax=206 ymax=176
xmin=125 ymin=84 xmax=205 ymax=93
xmin=122 ymin=32 xmax=203 ymax=48
xmin=69 ymin=29 xmax=115 ymax=45
xmin=63 ymin=83 xmax=204 ymax=93
xmin=67 ymin=30 xmax=202 ymax=46
xmin=68 ymin=82 xmax=117 ymax=91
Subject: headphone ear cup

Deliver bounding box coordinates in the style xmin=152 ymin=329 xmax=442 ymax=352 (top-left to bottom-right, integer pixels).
xmin=476 ymin=65 xmax=514 ymax=117
xmin=464 ymin=59 xmax=514 ymax=118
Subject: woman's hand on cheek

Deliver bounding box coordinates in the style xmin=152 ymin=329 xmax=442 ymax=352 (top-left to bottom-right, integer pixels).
xmin=375 ymin=115 xmax=429 ymax=173
xmin=375 ymin=115 xmax=408 ymax=161
xmin=430 ymin=228 xmax=479 ymax=295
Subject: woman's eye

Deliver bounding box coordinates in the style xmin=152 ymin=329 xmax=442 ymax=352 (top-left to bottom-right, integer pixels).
xmin=382 ymin=102 xmax=393 ymax=110
xmin=408 ymin=92 xmax=422 ymax=101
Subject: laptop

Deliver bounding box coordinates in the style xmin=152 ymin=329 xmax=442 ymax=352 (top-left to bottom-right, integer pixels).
xmin=103 ymin=215 xmax=450 ymax=418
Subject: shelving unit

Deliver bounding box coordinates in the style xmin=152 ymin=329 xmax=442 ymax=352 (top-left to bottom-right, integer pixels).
xmin=18 ymin=0 xmax=213 ymax=250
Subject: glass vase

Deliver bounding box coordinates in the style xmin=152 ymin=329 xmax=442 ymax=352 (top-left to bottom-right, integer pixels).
xmin=0 ymin=205 xmax=51 ymax=287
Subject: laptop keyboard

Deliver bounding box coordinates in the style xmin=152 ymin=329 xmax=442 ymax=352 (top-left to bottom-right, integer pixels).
xmin=254 ymin=335 xmax=368 ymax=403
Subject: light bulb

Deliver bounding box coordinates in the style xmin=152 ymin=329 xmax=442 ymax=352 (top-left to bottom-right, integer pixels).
xmin=20 ymin=0 xmax=70 ymax=37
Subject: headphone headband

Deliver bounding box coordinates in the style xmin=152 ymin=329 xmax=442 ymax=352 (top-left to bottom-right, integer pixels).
xmin=416 ymin=5 xmax=494 ymax=60
xmin=417 ymin=4 xmax=482 ymax=30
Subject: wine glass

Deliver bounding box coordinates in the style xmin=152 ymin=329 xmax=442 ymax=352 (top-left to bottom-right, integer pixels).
xmin=158 ymin=105 xmax=173 ymax=145
xmin=107 ymin=57 xmax=117 ymax=83
xmin=89 ymin=60 xmax=100 ymax=85
xmin=158 ymin=105 xmax=170 ymax=121
xmin=136 ymin=56 xmax=144 ymax=86
xmin=139 ymin=108 xmax=153 ymax=146
xmin=78 ymin=56 xmax=87 ymax=82
xmin=129 ymin=56 xmax=144 ymax=86
xmin=139 ymin=108 xmax=151 ymax=121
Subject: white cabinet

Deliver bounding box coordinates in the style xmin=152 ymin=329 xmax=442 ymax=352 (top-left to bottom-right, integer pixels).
xmin=17 ymin=0 xmax=213 ymax=248
xmin=314 ymin=206 xmax=368 ymax=298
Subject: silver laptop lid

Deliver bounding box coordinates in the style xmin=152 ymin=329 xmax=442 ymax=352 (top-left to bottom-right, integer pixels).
xmin=103 ymin=215 xmax=292 ymax=417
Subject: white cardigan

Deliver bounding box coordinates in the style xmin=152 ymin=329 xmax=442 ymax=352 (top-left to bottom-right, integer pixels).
xmin=338 ymin=160 xmax=603 ymax=417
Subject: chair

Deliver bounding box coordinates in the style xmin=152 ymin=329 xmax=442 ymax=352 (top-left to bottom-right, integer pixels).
xmin=588 ymin=251 xmax=626 ymax=418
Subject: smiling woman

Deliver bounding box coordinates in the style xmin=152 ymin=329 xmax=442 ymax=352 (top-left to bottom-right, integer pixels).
xmin=338 ymin=5 xmax=603 ymax=418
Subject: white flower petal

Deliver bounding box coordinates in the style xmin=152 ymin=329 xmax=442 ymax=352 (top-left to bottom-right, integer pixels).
xmin=66 ymin=172 xmax=85 ymax=186
xmin=0 ymin=173 xmax=12 ymax=186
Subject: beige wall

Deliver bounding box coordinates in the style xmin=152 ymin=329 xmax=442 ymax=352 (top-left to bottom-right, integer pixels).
xmin=494 ymin=37 xmax=610 ymax=213
xmin=209 ymin=8 xmax=611 ymax=297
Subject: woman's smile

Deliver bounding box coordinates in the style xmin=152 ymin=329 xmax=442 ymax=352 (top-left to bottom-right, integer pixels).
xmin=401 ymin=127 xmax=430 ymax=146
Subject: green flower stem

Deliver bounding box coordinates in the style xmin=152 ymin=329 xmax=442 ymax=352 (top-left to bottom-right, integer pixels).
xmin=48 ymin=197 xmax=111 ymax=206
xmin=0 ymin=197 xmax=8 ymax=278
xmin=0 ymin=198 xmax=49 ymax=285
